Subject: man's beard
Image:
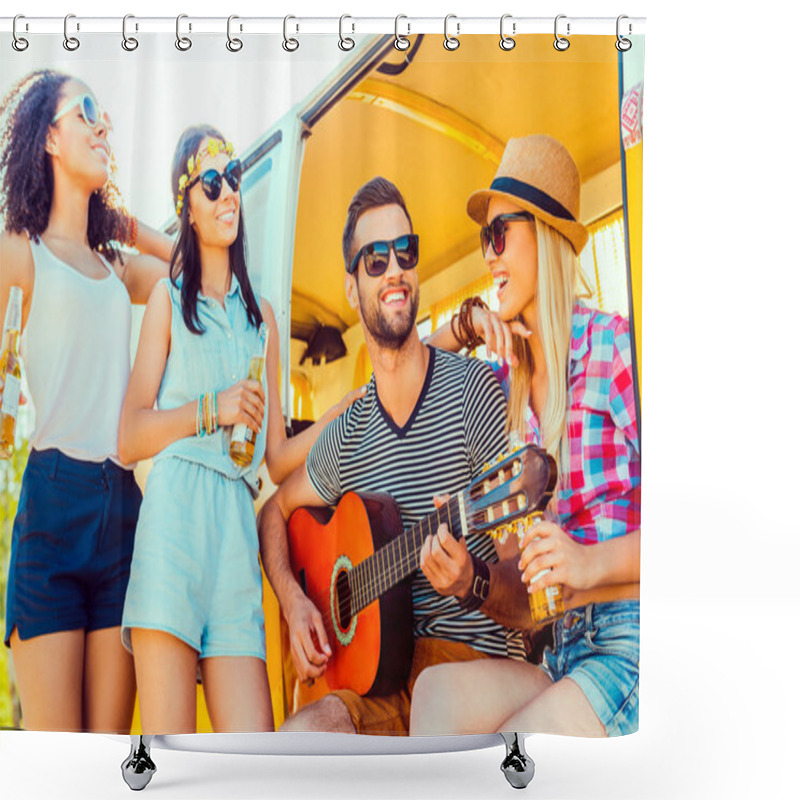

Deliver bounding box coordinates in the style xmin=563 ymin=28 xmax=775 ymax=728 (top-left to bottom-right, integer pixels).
xmin=359 ymin=282 xmax=419 ymax=351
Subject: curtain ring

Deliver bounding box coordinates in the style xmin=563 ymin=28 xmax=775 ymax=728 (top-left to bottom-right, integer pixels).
xmin=283 ymin=15 xmax=299 ymax=52
xmin=616 ymin=15 xmax=632 ymax=51
xmin=122 ymin=14 xmax=138 ymax=51
xmin=12 ymin=15 xmax=29 ymax=52
xmin=63 ymin=14 xmax=80 ymax=51
xmin=554 ymin=14 xmax=570 ymax=51
xmin=176 ymin=14 xmax=192 ymax=51
xmin=499 ymin=14 xmax=515 ymax=51
xmin=443 ymin=14 xmax=460 ymax=51
xmin=394 ymin=15 xmax=410 ymax=51
xmin=227 ymin=15 xmax=243 ymax=52
xmin=338 ymin=14 xmax=355 ymax=51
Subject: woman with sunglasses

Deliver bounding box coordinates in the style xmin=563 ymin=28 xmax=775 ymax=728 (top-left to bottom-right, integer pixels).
xmin=0 ymin=71 xmax=173 ymax=733
xmin=414 ymin=135 xmax=640 ymax=738
xmin=117 ymin=125 xmax=361 ymax=734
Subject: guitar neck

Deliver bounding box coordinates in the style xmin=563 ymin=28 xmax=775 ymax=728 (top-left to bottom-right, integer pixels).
xmin=349 ymin=493 xmax=467 ymax=615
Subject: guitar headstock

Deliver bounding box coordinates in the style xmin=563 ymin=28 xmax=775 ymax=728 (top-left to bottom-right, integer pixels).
xmin=466 ymin=445 xmax=557 ymax=542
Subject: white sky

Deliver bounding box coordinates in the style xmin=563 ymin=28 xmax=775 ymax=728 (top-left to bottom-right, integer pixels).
xmin=1 ymin=33 xmax=352 ymax=226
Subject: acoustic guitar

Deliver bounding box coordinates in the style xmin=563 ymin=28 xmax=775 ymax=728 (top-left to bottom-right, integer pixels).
xmin=286 ymin=445 xmax=557 ymax=699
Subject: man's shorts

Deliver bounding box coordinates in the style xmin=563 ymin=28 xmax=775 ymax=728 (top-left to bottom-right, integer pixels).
xmin=332 ymin=637 xmax=491 ymax=735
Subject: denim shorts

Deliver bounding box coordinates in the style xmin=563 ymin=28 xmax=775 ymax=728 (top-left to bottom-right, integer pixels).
xmin=539 ymin=600 xmax=639 ymax=736
xmin=4 ymin=448 xmax=142 ymax=646
xmin=122 ymin=457 xmax=266 ymax=662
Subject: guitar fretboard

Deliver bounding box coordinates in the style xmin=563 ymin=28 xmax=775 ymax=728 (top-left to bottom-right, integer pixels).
xmin=348 ymin=493 xmax=466 ymax=615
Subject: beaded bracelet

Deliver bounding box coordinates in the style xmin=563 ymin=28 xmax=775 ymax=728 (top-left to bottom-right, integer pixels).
xmin=196 ymin=394 xmax=205 ymax=437
xmin=451 ymin=296 xmax=488 ymax=352
xmin=208 ymin=391 xmax=218 ymax=435
xmin=196 ymin=391 xmax=221 ymax=437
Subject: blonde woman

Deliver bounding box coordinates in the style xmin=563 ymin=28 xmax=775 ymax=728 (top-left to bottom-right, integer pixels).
xmin=415 ymin=135 xmax=640 ymax=737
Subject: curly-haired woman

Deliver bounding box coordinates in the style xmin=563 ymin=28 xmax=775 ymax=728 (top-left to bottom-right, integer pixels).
xmin=0 ymin=70 xmax=171 ymax=732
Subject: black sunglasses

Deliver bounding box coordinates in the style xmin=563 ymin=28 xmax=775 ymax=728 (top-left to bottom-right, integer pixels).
xmin=480 ymin=212 xmax=535 ymax=257
xmin=347 ymin=234 xmax=420 ymax=277
xmin=187 ymin=159 xmax=242 ymax=202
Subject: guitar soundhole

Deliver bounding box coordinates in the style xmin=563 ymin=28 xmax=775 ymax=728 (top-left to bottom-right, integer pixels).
xmin=335 ymin=569 xmax=353 ymax=632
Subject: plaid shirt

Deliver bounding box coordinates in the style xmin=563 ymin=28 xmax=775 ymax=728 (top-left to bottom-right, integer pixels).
xmin=491 ymin=303 xmax=640 ymax=544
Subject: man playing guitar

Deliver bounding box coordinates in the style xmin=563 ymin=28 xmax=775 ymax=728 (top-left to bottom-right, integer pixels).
xmin=258 ymin=178 xmax=531 ymax=735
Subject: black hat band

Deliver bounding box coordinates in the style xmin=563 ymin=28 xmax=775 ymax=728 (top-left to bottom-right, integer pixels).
xmin=490 ymin=177 xmax=575 ymax=222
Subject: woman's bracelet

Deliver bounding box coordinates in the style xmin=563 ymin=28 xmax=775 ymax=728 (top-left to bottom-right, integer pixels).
xmin=209 ymin=391 xmax=218 ymax=434
xmin=451 ymin=296 xmax=488 ymax=352
xmin=196 ymin=394 xmax=205 ymax=437
xmin=196 ymin=391 xmax=219 ymax=437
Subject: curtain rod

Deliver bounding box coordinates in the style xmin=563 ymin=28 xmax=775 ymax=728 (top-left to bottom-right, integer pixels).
xmin=1 ymin=15 xmax=646 ymax=37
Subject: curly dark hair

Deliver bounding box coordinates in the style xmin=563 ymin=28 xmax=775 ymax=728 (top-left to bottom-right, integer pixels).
xmin=0 ymin=69 xmax=128 ymax=260
xmin=169 ymin=124 xmax=262 ymax=335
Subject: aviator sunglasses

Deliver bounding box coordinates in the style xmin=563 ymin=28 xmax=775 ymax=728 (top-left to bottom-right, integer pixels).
xmin=480 ymin=212 xmax=535 ymax=257
xmin=52 ymin=93 xmax=113 ymax=132
xmin=347 ymin=234 xmax=420 ymax=277
xmin=187 ymin=159 xmax=243 ymax=202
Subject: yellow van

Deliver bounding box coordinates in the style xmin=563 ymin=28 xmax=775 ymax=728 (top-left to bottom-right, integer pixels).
xmin=220 ymin=32 xmax=644 ymax=728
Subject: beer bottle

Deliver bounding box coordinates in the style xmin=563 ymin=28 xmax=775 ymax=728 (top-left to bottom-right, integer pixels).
xmin=230 ymin=323 xmax=268 ymax=468
xmin=1 ymin=286 xmax=23 ymax=459
xmin=516 ymin=515 xmax=565 ymax=625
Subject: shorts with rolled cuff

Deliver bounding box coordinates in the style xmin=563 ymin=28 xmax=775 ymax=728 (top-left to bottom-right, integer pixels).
xmin=539 ymin=600 xmax=639 ymax=736
xmin=4 ymin=448 xmax=141 ymax=647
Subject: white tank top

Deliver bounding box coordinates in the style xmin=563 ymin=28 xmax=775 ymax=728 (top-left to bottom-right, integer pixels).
xmin=20 ymin=237 xmax=133 ymax=467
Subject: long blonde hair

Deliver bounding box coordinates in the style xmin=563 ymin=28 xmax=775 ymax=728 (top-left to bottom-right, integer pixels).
xmin=507 ymin=219 xmax=591 ymax=473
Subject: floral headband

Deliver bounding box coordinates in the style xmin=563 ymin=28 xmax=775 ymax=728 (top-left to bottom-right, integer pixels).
xmin=175 ymin=137 xmax=236 ymax=216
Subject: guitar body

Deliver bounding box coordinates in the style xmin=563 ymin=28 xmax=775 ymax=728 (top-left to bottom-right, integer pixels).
xmin=285 ymin=445 xmax=557 ymax=709
xmin=287 ymin=492 xmax=415 ymax=699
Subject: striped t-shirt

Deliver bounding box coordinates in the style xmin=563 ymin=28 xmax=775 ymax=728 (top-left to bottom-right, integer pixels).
xmin=306 ymin=346 xmax=525 ymax=660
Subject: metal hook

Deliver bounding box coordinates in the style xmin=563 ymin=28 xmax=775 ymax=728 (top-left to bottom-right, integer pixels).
xmin=616 ymin=15 xmax=632 ymax=52
xmin=12 ymin=15 xmax=29 ymax=52
xmin=554 ymin=14 xmax=570 ymax=51
xmin=122 ymin=14 xmax=138 ymax=51
xmin=444 ymin=14 xmax=460 ymax=51
xmin=283 ymin=15 xmax=299 ymax=52
xmin=63 ymin=13 xmax=80 ymax=51
xmin=499 ymin=14 xmax=515 ymax=51
xmin=227 ymin=15 xmax=243 ymax=52
xmin=176 ymin=14 xmax=192 ymax=51
xmin=338 ymin=15 xmax=355 ymax=51
xmin=394 ymin=15 xmax=410 ymax=51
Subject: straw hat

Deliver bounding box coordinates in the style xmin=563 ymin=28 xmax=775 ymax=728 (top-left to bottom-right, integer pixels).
xmin=467 ymin=135 xmax=589 ymax=255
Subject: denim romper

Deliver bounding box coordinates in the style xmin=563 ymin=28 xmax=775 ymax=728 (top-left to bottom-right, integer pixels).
xmin=122 ymin=275 xmax=268 ymax=661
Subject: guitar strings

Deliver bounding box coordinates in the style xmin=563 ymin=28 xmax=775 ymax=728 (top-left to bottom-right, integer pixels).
xmin=290 ymin=452 xmax=549 ymax=648
xmin=301 ymin=495 xmax=492 ymax=634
